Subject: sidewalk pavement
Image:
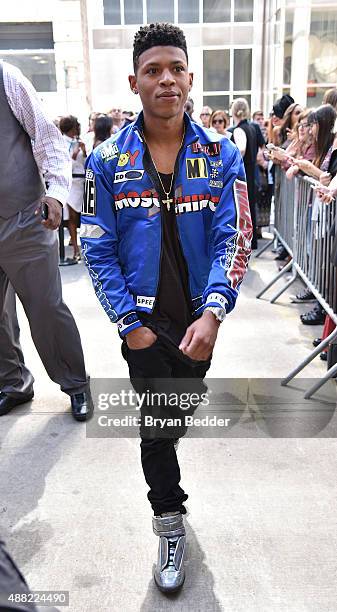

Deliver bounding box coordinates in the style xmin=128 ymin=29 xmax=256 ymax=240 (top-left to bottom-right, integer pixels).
xmin=0 ymin=239 xmax=336 ymax=612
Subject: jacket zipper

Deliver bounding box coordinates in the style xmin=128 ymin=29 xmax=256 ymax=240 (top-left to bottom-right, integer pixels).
xmin=172 ymin=144 xmax=196 ymax=318
xmin=142 ymin=128 xmax=199 ymax=314
xmin=141 ymin=144 xmax=165 ymax=310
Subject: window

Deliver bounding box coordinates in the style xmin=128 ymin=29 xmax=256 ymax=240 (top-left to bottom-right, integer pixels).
xmin=179 ymin=0 xmax=199 ymax=23
xmin=1 ymin=53 xmax=57 ymax=91
xmin=233 ymin=49 xmax=252 ymax=90
xmin=0 ymin=23 xmax=56 ymax=92
xmin=306 ymin=86 xmax=332 ymax=108
xmin=147 ymin=0 xmax=174 ymax=23
xmin=103 ymin=0 xmax=121 ymax=25
xmin=203 ymin=0 xmax=231 ymax=23
xmin=203 ymin=50 xmax=230 ymax=92
xmin=283 ymin=9 xmax=293 ymax=85
xmin=234 ymin=0 xmax=254 ymax=22
xmin=232 ymin=94 xmax=251 ymax=110
xmin=124 ymin=0 xmax=143 ymax=24
xmin=0 ymin=22 xmax=54 ymax=50
xmin=203 ymin=95 xmax=230 ymax=113
xmin=309 ymin=9 xmax=337 ymax=86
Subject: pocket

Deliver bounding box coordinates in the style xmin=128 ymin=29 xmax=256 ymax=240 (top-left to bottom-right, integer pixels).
xmin=17 ymin=200 xmax=40 ymax=229
xmin=127 ymin=337 xmax=159 ymax=352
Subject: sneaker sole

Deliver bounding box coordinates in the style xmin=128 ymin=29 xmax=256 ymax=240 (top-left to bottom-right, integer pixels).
xmin=154 ymin=573 xmax=185 ymax=593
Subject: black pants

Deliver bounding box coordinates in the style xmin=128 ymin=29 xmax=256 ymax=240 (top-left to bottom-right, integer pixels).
xmin=122 ymin=337 xmax=210 ymax=515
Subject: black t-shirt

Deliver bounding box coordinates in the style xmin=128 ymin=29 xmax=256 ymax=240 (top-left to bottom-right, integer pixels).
xmin=139 ymin=172 xmax=194 ymax=346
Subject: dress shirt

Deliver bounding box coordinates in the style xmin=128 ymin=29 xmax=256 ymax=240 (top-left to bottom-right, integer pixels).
xmin=2 ymin=60 xmax=71 ymax=206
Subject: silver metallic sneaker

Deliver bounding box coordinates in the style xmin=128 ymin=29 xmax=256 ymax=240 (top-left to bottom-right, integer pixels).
xmin=152 ymin=512 xmax=186 ymax=593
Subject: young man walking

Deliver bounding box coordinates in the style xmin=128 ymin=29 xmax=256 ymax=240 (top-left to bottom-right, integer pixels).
xmin=81 ymin=23 xmax=252 ymax=592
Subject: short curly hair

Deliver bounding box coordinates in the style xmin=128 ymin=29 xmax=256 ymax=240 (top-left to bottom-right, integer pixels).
xmin=133 ymin=23 xmax=188 ymax=72
xmin=59 ymin=115 xmax=80 ymax=135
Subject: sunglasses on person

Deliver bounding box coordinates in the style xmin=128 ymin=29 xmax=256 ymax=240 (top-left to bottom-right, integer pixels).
xmin=212 ymin=119 xmax=225 ymax=124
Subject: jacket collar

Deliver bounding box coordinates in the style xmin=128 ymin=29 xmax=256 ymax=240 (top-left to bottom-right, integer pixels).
xmin=133 ymin=111 xmax=199 ymax=148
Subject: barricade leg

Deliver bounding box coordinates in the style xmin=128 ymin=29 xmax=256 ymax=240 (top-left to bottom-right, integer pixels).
xmin=255 ymin=236 xmax=275 ymax=258
xmin=304 ymin=363 xmax=337 ymax=399
xmin=256 ymin=259 xmax=293 ymax=299
xmin=270 ymin=270 xmax=298 ymax=304
xmin=281 ymin=327 xmax=337 ymax=386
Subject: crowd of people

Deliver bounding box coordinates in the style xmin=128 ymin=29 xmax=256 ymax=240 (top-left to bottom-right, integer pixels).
xmin=262 ymin=90 xmax=337 ymax=366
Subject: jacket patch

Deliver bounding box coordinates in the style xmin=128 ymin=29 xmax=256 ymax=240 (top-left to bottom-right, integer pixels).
xmin=100 ymin=142 xmax=119 ymax=162
xmin=114 ymin=169 xmax=144 ymax=183
xmin=175 ymin=194 xmax=219 ymax=213
xmin=136 ymin=295 xmax=155 ymax=308
xmin=227 ymin=179 xmax=252 ymax=290
xmin=82 ymin=169 xmax=96 ymax=216
xmin=117 ymin=150 xmax=140 ymax=167
xmin=117 ymin=312 xmax=139 ymax=333
xmin=115 ymin=190 xmax=159 ymax=210
xmin=191 ymin=142 xmax=221 ymax=156
xmin=113 ymin=191 xmax=219 ymax=213
xmin=186 ymin=158 xmax=208 ymax=179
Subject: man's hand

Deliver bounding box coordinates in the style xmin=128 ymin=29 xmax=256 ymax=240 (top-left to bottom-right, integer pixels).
xmin=179 ymin=310 xmax=220 ymax=361
xmin=126 ymin=326 xmax=157 ymax=350
xmin=35 ymin=197 xmax=62 ymax=230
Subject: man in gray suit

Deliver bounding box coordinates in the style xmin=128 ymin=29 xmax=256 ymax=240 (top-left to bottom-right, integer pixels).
xmin=0 ymin=60 xmax=93 ymax=421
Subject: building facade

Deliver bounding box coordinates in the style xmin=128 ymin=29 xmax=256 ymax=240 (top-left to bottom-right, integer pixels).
xmin=0 ymin=0 xmax=336 ymax=128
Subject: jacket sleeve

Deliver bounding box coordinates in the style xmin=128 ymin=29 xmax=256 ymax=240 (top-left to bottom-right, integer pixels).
xmin=202 ymin=146 xmax=252 ymax=314
xmin=80 ymin=150 xmax=143 ymax=337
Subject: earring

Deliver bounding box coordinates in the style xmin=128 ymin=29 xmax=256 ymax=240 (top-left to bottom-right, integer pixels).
xmin=133 ymin=89 xmax=138 ymax=94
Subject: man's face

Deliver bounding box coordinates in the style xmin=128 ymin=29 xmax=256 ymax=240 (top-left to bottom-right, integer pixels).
xmin=110 ymin=108 xmax=123 ymax=121
xmin=254 ymin=113 xmax=264 ymax=128
xmin=129 ymin=46 xmax=193 ymax=120
xmin=200 ymin=107 xmax=211 ymax=127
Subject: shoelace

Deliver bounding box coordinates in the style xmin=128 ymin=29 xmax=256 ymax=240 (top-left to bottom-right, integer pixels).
xmin=166 ymin=537 xmax=178 ymax=569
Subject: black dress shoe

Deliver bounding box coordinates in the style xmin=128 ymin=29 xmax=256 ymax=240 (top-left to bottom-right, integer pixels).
xmin=0 ymin=391 xmax=34 ymax=416
xmin=320 ymin=352 xmax=328 ymax=361
xmin=70 ymin=389 xmax=94 ymax=422
xmin=275 ymin=247 xmax=288 ymax=260
xmin=300 ymin=305 xmax=326 ymax=325
xmin=313 ymin=337 xmax=322 ymax=347
xmin=291 ymin=288 xmax=316 ymax=303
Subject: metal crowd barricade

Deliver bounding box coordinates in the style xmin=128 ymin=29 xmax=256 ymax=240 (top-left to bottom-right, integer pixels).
xmin=256 ymin=166 xmax=296 ymax=302
xmin=256 ymin=168 xmax=337 ymax=398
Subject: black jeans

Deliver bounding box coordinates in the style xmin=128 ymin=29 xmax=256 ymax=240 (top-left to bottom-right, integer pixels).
xmin=122 ymin=337 xmax=210 ymax=515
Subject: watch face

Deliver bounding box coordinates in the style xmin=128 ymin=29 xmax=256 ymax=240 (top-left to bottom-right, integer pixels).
xmin=207 ymin=307 xmax=226 ymax=322
xmin=216 ymin=309 xmax=226 ymax=322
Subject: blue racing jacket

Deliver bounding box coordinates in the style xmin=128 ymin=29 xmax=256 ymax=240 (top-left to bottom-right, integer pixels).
xmin=80 ymin=112 xmax=252 ymax=337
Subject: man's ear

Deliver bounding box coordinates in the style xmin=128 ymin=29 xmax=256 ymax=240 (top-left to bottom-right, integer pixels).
xmin=188 ymin=72 xmax=194 ymax=92
xmin=128 ymin=74 xmax=138 ymax=94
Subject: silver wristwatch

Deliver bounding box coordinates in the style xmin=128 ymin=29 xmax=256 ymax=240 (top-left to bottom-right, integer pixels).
xmin=205 ymin=306 xmax=226 ymax=323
